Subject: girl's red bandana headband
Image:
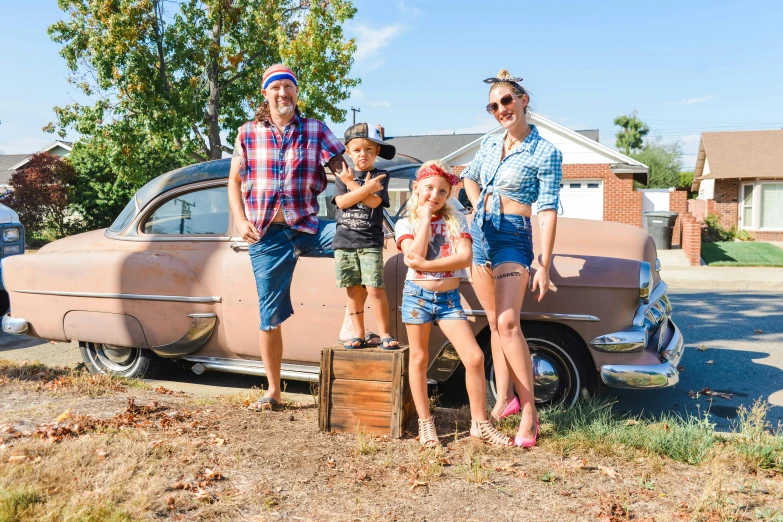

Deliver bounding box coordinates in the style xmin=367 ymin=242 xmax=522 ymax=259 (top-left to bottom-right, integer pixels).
xmin=416 ymin=165 xmax=460 ymax=186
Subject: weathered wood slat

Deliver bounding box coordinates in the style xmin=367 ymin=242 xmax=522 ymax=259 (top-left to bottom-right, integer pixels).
xmin=319 ymin=346 xmax=414 ymax=438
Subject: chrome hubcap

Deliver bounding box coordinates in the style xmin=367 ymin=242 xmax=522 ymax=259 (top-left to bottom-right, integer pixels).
xmin=488 ymin=338 xmax=577 ymax=407
xmin=91 ymin=343 xmax=139 ymax=373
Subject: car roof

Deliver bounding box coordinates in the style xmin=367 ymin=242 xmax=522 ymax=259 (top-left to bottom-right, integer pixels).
xmin=135 ymin=154 xmax=422 ymax=210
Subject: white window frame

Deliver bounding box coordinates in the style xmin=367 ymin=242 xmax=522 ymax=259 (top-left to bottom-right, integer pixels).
xmin=738 ymin=180 xmax=783 ymax=231
xmin=740 ymin=183 xmax=754 ymax=230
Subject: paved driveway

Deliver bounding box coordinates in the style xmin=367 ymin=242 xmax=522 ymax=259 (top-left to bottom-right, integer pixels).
xmin=2 ymin=290 xmax=782 ymax=429
xmin=608 ymin=290 xmax=783 ymax=430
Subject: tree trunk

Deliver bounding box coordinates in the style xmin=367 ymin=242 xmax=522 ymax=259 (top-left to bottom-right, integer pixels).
xmin=205 ymin=14 xmax=223 ymax=160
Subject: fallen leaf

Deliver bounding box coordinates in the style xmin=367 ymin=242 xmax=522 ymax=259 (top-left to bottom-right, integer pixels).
xmin=597 ymin=465 xmax=618 ymax=479
xmin=56 ymin=409 xmax=72 ymax=423
xmin=409 ymin=480 xmax=428 ymax=490
xmin=95 ymin=449 xmax=109 ymax=460
xmin=149 ymin=439 xmax=165 ymax=449
xmin=166 ymin=495 xmax=175 ymax=509
xmin=173 ymin=482 xmax=187 ymax=490
xmin=214 ymin=438 xmax=225 ymax=446
xmin=706 ymin=360 xmax=714 ymax=364
xmin=625 ymin=419 xmax=639 ymax=426
xmin=355 ymin=471 xmax=369 ymax=481
xmin=697 ymin=344 xmax=708 ymax=352
xmin=325 ymin=458 xmax=336 ymax=469
xmin=8 ymin=455 xmax=27 ymax=462
xmin=567 ymin=457 xmax=588 ymax=469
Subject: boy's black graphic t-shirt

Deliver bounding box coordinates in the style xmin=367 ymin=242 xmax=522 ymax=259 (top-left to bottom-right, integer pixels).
xmin=331 ymin=168 xmax=390 ymax=249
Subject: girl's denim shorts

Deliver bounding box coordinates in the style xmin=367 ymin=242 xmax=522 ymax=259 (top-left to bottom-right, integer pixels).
xmin=470 ymin=213 xmax=534 ymax=271
xmin=401 ymin=280 xmax=467 ymax=324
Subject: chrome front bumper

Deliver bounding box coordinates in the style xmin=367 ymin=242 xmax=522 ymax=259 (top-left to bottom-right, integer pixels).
xmin=2 ymin=314 xmax=28 ymax=335
xmin=600 ymin=319 xmax=684 ymax=388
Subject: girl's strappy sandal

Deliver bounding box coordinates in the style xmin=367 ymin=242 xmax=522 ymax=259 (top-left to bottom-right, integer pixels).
xmin=417 ymin=416 xmax=441 ymax=448
xmin=470 ymin=419 xmax=514 ymax=447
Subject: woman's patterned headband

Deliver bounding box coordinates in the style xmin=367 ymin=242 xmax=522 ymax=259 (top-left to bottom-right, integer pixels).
xmin=483 ymin=76 xmax=526 ymax=94
xmin=417 ymin=164 xmax=460 ymax=186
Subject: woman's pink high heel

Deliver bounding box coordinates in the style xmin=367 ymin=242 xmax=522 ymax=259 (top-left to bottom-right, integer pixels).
xmin=515 ymin=417 xmax=539 ymax=448
xmin=495 ymin=397 xmax=520 ymax=420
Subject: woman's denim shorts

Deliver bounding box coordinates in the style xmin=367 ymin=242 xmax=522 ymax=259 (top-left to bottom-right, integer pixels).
xmin=401 ymin=280 xmax=467 ymax=324
xmin=470 ymin=213 xmax=534 ymax=271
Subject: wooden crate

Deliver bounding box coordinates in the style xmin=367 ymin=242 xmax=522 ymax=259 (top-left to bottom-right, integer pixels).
xmin=319 ymin=345 xmax=415 ymax=438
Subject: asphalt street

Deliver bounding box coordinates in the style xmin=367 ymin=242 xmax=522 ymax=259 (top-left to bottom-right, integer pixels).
xmin=1 ymin=290 xmax=781 ymax=430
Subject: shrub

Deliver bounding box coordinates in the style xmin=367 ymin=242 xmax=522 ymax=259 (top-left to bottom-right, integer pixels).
xmin=735 ymin=229 xmax=755 ymax=242
xmin=702 ymin=214 xmax=735 ymax=242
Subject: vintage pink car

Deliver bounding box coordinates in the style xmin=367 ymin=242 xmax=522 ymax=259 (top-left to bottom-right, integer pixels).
xmin=2 ymin=157 xmax=682 ymax=407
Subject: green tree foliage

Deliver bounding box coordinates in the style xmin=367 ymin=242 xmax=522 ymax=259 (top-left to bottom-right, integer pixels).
xmin=614 ymin=111 xmax=650 ymax=154
xmin=678 ymin=171 xmax=694 ymax=190
xmin=68 ymin=123 xmax=194 ymax=231
xmin=630 ymin=138 xmax=684 ymax=189
xmin=47 ymin=0 xmax=359 ymax=169
xmin=1 ymin=153 xmax=76 ymax=238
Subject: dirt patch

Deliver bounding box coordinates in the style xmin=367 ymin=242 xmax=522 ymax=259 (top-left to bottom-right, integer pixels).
xmin=0 ymin=369 xmax=781 ymax=521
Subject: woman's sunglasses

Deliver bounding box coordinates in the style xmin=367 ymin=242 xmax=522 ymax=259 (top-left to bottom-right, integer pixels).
xmin=486 ymin=94 xmax=516 ymax=114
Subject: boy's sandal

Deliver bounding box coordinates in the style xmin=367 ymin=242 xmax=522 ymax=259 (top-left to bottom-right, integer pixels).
xmin=364 ymin=332 xmax=381 ymax=346
xmin=343 ymin=337 xmax=366 ymax=349
xmin=248 ymin=397 xmax=282 ymax=412
xmin=381 ymin=337 xmax=400 ymax=350
xmin=417 ymin=416 xmax=441 ymax=448
xmin=470 ymin=419 xmax=514 ymax=447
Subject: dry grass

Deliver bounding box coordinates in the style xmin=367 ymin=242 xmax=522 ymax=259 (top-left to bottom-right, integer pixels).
xmin=1 ymin=359 xmax=782 ymax=521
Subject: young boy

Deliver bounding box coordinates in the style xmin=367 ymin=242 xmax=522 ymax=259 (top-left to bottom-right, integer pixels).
xmin=332 ymin=123 xmax=399 ymax=349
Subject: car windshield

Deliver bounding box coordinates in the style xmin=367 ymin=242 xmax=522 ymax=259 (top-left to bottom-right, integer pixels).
xmin=108 ymin=195 xmax=139 ymax=234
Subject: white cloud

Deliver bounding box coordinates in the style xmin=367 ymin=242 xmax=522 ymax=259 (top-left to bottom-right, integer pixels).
xmin=398 ymin=0 xmax=423 ymax=17
xmin=349 ymin=23 xmax=406 ymax=63
xmin=351 ymin=88 xmax=365 ymax=99
xmin=680 ymin=94 xmax=716 ymax=105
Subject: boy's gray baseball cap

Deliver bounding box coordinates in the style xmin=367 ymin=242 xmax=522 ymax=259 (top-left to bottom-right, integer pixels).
xmin=344 ymin=123 xmax=396 ymax=160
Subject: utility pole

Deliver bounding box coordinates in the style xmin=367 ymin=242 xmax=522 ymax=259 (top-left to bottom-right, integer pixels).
xmin=350 ymin=107 xmax=361 ymax=125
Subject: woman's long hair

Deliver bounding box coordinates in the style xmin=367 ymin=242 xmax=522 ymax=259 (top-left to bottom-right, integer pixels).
xmin=407 ymin=160 xmax=463 ymax=243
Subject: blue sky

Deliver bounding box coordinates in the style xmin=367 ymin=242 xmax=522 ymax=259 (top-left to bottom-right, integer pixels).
xmin=1 ymin=0 xmax=782 ymax=169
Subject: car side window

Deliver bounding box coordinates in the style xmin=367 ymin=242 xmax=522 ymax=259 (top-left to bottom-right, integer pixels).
xmin=143 ymin=186 xmax=229 ymax=235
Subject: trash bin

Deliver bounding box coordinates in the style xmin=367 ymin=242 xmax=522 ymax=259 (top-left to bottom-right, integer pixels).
xmin=644 ymin=211 xmax=679 ymax=250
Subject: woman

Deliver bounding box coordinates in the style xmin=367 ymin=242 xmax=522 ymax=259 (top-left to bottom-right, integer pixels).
xmin=461 ymin=69 xmax=563 ymax=447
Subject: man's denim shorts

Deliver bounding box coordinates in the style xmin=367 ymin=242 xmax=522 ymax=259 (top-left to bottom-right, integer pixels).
xmin=248 ymin=220 xmax=335 ymax=331
xmin=470 ymin=213 xmax=534 ymax=272
xmin=401 ymin=280 xmax=467 ymax=324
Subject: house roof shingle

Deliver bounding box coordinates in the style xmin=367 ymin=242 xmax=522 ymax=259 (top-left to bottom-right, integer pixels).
xmin=0 ymin=154 xmax=30 ymax=185
xmin=694 ymin=130 xmax=783 ymax=184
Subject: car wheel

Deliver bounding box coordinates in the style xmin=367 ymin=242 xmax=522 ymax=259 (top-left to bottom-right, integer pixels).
xmin=483 ymin=323 xmax=596 ymax=409
xmin=79 ymin=342 xmax=168 ymax=379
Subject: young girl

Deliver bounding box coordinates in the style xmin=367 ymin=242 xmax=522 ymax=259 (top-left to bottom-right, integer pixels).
xmin=395 ymin=161 xmax=513 ymax=448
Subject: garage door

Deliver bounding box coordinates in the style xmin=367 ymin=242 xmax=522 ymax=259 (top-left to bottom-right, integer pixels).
xmin=557 ymin=179 xmax=603 ymax=220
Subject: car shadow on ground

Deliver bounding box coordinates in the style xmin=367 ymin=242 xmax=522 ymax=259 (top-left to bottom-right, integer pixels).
xmin=606 ymin=291 xmax=783 ymax=431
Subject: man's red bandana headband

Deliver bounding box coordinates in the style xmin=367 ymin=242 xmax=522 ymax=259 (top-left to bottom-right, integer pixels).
xmin=417 ymin=164 xmax=460 ymax=186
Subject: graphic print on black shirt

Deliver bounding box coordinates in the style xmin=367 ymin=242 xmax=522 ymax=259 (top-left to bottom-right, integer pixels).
xmin=331 ymin=168 xmax=390 ymax=250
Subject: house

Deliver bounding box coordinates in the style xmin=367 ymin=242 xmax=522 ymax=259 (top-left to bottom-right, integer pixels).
xmin=8 ymin=140 xmax=73 ymax=173
xmin=0 ymin=154 xmax=30 ymax=193
xmin=690 ymin=130 xmax=783 ymax=240
xmin=378 ymin=113 xmax=651 ymax=229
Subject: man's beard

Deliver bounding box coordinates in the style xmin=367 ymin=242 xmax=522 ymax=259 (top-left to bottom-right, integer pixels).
xmin=276 ymin=100 xmax=295 ymax=115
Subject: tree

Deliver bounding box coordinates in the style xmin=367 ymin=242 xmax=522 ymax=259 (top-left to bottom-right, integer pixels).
xmin=68 ymin=122 xmax=194 ymax=231
xmin=614 ymin=111 xmax=650 ymax=155
xmin=630 ymin=138 xmax=684 ymax=189
xmin=46 ymin=0 xmax=359 ymax=170
xmin=1 ymin=153 xmax=77 ymax=238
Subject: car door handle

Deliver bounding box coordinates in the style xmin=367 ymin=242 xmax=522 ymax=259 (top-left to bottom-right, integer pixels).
xmin=229 ymin=240 xmax=249 ymax=251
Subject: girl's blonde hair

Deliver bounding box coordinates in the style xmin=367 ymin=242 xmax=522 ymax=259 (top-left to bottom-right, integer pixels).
xmin=489 ymin=68 xmax=530 ymax=114
xmin=407 ymin=160 xmax=463 ymax=241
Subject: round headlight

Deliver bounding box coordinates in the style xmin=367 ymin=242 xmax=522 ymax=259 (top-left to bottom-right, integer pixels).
xmin=3 ymin=227 xmax=19 ymax=242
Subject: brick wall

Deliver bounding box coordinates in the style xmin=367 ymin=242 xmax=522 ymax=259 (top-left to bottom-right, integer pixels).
xmin=687 ymin=199 xmax=707 ymax=222
xmin=681 ymin=213 xmax=702 ymax=266
xmin=713 ymin=178 xmax=739 ymax=229
xmin=669 ymin=190 xmax=688 ymax=246
xmin=563 ymin=164 xmax=642 ymax=227
xmin=751 ymin=231 xmax=783 ymax=240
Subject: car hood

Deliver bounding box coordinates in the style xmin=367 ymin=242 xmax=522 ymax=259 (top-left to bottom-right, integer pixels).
xmin=0 ymin=204 xmax=20 ymax=225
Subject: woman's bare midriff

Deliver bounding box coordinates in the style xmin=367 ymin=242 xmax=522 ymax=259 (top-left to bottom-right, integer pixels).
xmin=410 ymin=278 xmax=461 ymax=293
xmin=482 ymin=194 xmax=532 ymax=217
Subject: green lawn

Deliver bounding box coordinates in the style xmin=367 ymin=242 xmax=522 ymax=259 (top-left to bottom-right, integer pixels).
xmin=701 ymin=241 xmax=783 ymax=267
